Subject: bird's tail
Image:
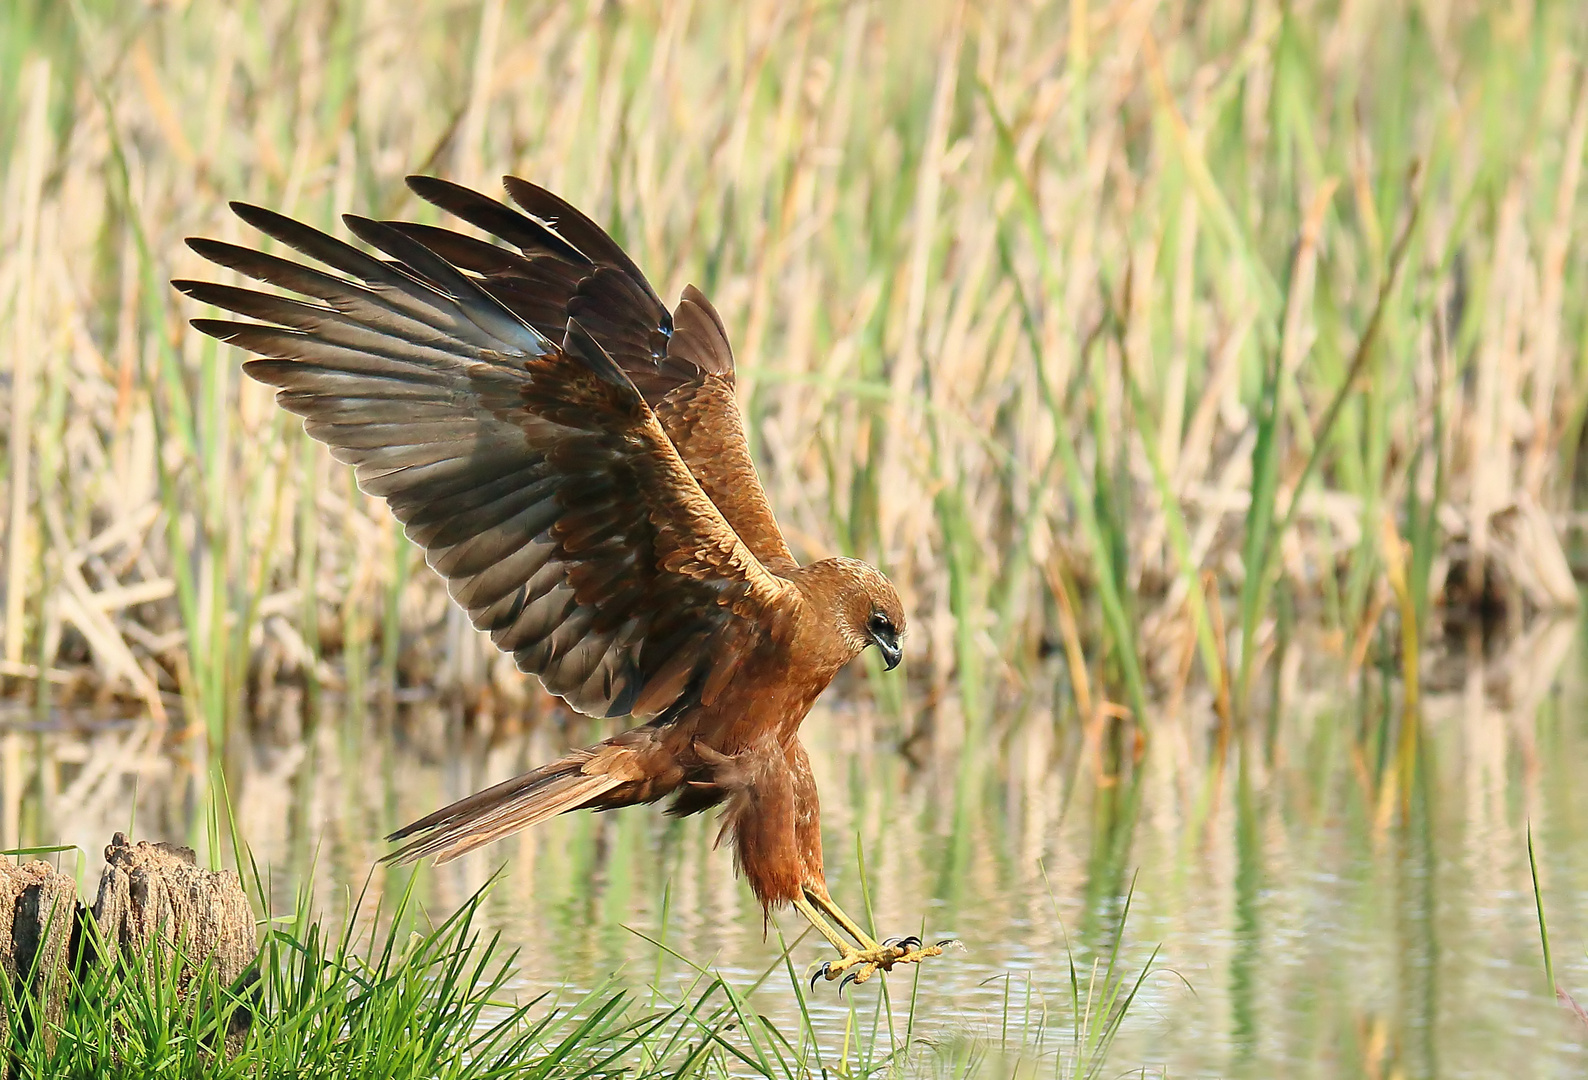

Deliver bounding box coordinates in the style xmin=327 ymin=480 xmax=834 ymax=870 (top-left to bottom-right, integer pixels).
xmin=383 ymin=738 xmax=651 ymax=865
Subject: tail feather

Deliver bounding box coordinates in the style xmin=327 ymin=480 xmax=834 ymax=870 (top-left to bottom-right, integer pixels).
xmin=383 ymin=750 xmax=623 ymax=865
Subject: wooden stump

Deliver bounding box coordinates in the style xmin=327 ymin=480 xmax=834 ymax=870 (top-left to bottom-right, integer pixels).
xmin=0 ymin=834 xmax=259 ymax=1067
xmin=91 ymin=833 xmax=260 ymax=1057
xmin=90 ymin=832 xmax=257 ymax=991
xmin=0 ymin=860 xmax=77 ymax=1052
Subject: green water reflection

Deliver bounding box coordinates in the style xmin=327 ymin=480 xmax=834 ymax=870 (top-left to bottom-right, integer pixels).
xmin=4 ymin=616 xmax=1587 ymax=1077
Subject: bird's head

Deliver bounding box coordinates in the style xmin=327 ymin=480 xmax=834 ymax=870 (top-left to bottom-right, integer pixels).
xmin=799 ymin=557 xmax=907 ymax=671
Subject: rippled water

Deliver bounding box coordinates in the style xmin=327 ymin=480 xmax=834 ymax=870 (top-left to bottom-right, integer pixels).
xmin=5 ymin=616 xmax=1588 ymax=1077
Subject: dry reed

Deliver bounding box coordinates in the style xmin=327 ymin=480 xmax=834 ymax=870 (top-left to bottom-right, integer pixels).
xmin=1 ymin=0 xmax=1585 ymax=739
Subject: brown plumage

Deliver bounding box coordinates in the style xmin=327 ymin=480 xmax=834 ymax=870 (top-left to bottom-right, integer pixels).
xmin=176 ymin=176 xmax=945 ymax=985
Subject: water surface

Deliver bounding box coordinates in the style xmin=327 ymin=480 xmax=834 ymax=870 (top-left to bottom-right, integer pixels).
xmin=5 ymin=617 xmax=1587 ymax=1077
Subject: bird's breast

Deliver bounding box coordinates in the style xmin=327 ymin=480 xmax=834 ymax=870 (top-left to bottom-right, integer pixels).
xmin=684 ymin=642 xmax=839 ymax=756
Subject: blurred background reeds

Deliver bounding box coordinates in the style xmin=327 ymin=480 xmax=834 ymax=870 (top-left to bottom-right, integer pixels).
xmin=5 ymin=0 xmax=1588 ymax=1074
xmin=2 ymin=0 xmax=1585 ymax=735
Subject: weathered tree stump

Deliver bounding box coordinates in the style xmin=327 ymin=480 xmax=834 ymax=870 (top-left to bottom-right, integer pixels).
xmin=0 ymin=859 xmax=77 ymax=1052
xmin=90 ymin=833 xmax=259 ymax=1057
xmin=0 ymin=834 xmax=259 ymax=1067
xmin=90 ymin=832 xmax=257 ymax=991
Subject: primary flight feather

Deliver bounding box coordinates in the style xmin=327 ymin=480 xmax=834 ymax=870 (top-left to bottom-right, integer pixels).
xmin=177 ymin=176 xmax=946 ymax=987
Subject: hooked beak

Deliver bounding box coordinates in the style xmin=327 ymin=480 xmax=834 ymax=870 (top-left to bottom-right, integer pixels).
xmin=873 ymin=634 xmax=902 ymax=671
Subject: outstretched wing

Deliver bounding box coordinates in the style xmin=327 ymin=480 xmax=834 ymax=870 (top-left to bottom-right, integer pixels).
xmin=176 ymin=202 xmax=800 ymax=721
xmin=395 ymin=176 xmax=797 ymax=572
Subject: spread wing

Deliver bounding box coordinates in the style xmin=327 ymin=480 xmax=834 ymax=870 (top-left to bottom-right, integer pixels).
xmin=392 ymin=175 xmax=797 ymax=572
xmin=175 ymin=202 xmax=801 ymax=721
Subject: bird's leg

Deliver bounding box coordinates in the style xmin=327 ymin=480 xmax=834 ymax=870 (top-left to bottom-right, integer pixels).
xmin=795 ymin=885 xmax=944 ymax=989
xmin=805 ymin=886 xmax=884 ymax=950
xmin=791 ymin=893 xmax=857 ymax=953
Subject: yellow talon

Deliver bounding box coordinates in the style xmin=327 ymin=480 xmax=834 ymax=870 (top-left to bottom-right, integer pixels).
xmin=820 ymin=941 xmax=944 ymax=987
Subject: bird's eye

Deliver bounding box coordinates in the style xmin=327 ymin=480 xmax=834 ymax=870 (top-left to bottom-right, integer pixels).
xmin=867 ymin=612 xmax=894 ymax=637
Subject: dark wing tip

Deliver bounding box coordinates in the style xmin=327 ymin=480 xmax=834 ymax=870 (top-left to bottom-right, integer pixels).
xmin=172 ymin=279 xmax=249 ymax=308
xmin=188 ymin=317 xmax=244 ymax=340
xmin=406 ymin=173 xmax=592 ymax=266
xmin=501 ymin=176 xmax=658 ymax=295
xmin=239 ymin=358 xmax=298 ymax=386
xmin=185 ymin=235 xmax=232 ymax=261
xmin=405 ymin=173 xmax=454 ymax=200
xmin=172 ymin=279 xmax=264 ymax=313
xmin=229 ymin=200 xmax=285 ymax=232
xmin=340 ymin=211 xmax=380 ymax=237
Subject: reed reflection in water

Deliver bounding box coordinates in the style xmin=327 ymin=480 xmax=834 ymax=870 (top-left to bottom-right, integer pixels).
xmin=3 ymin=617 xmax=1586 ymax=1077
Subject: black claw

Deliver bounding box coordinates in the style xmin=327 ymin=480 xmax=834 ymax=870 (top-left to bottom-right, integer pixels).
xmin=839 ymin=970 xmax=860 ymax=993
xmin=810 ymin=962 xmax=831 ymax=991
xmin=935 ymin=938 xmax=959 ymax=948
xmin=896 ymin=935 xmax=923 ymax=951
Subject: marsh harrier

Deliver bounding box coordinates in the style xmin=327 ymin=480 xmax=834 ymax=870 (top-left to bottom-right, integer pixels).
xmin=177 ymin=176 xmax=945 ymax=987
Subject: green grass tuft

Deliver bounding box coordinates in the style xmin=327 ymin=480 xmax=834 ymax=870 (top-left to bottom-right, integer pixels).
xmin=0 ymin=866 xmax=1161 ymax=1079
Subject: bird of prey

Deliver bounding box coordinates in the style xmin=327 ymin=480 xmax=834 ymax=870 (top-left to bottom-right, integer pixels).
xmin=175 ymin=176 xmax=944 ymax=987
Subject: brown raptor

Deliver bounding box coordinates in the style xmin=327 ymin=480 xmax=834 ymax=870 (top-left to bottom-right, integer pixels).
xmin=176 ymin=176 xmax=946 ymax=987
